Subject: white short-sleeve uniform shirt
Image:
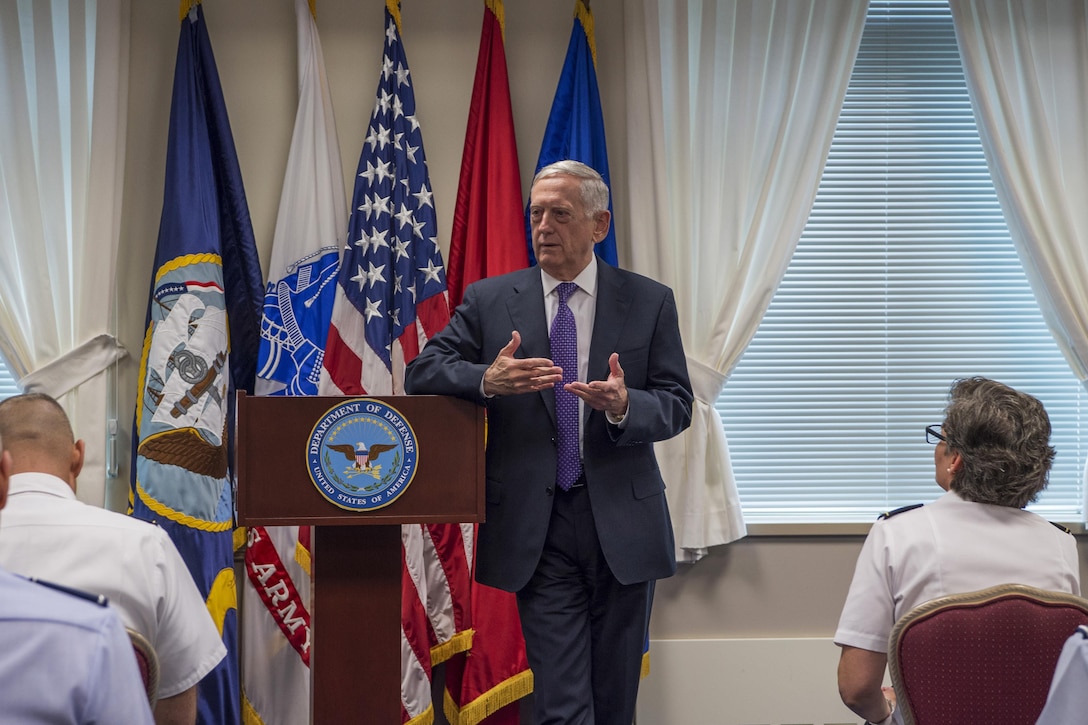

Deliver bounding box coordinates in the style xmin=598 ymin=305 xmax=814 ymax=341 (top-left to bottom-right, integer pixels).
xmin=835 ymin=490 xmax=1080 ymax=655
xmin=0 ymin=472 xmax=227 ymax=699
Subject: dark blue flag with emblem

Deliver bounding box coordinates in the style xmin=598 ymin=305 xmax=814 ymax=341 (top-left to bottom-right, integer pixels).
xmin=526 ymin=0 xmax=618 ymax=266
xmin=130 ymin=5 xmax=263 ymax=724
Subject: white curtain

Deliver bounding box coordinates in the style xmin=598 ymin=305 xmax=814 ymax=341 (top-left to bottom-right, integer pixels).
xmin=949 ymin=0 xmax=1088 ymax=520
xmin=0 ymin=0 xmax=130 ymax=506
xmin=624 ymin=0 xmax=869 ymax=560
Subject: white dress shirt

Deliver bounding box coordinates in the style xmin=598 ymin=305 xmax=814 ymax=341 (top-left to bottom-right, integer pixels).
xmin=0 ymin=472 xmax=227 ymax=699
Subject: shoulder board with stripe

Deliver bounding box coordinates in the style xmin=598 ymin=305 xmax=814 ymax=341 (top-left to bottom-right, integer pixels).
xmin=26 ymin=576 xmax=109 ymax=607
xmin=877 ymin=503 xmax=924 ymax=520
xmin=1050 ymin=521 xmax=1073 ymax=535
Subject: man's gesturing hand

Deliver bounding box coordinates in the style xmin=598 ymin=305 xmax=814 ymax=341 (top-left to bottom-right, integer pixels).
xmin=568 ymin=352 xmax=628 ymax=419
xmin=482 ymin=331 xmax=564 ymax=397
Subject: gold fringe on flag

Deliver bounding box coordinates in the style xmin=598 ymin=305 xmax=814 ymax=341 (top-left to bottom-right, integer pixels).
xmin=443 ymin=668 xmax=535 ymax=725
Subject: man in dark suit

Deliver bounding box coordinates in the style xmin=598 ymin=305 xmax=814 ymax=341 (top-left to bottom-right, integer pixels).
xmin=405 ymin=160 xmax=692 ymax=724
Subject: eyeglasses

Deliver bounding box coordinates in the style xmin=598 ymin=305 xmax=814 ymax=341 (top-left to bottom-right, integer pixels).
xmin=925 ymin=424 xmax=947 ymax=445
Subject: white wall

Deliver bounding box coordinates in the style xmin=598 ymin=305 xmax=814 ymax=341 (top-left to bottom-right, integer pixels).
xmin=114 ymin=1 xmax=1088 ymax=720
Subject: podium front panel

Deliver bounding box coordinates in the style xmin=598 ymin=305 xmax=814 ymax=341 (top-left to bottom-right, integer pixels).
xmin=236 ymin=394 xmax=485 ymax=526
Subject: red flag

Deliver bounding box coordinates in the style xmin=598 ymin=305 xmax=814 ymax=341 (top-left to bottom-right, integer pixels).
xmin=446 ymin=0 xmax=530 ymax=310
xmin=443 ymin=2 xmax=532 ymax=724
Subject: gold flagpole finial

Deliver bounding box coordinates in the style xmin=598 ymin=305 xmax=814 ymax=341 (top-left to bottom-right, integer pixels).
xmin=575 ymin=0 xmax=597 ymax=67
xmin=387 ymin=0 xmax=402 ymax=35
xmin=485 ymin=0 xmax=506 ymax=39
xmin=179 ymin=0 xmax=200 ymax=24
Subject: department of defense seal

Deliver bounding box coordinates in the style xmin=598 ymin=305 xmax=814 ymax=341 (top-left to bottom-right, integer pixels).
xmin=307 ymin=398 xmax=418 ymax=511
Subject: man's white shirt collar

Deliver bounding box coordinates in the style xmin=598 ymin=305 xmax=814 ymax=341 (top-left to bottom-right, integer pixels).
xmin=541 ymin=255 xmax=598 ymax=298
xmin=7 ymin=472 xmax=77 ymax=500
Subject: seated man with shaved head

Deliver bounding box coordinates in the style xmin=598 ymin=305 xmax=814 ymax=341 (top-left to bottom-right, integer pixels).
xmin=0 ymin=393 xmax=225 ymax=725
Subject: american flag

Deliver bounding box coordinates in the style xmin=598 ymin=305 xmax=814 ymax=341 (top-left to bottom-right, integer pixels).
xmin=320 ymin=4 xmax=449 ymax=397
xmin=319 ymin=4 xmax=471 ymax=721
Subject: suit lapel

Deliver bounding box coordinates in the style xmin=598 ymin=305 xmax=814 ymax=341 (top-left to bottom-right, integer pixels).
xmin=507 ymin=269 xmax=548 ymax=358
xmin=588 ymin=261 xmax=630 ymax=386
xmin=504 ymin=269 xmax=557 ymax=422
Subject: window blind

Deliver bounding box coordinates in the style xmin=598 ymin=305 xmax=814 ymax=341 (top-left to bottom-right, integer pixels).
xmin=716 ymin=0 xmax=1086 ymax=524
xmin=0 ymin=355 xmax=17 ymax=400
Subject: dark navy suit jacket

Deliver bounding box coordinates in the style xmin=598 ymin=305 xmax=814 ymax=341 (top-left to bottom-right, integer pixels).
xmin=404 ymin=259 xmax=693 ymax=591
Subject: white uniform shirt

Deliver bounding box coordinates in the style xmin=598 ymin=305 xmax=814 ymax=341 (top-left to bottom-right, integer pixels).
xmin=0 ymin=472 xmax=227 ymax=698
xmin=1036 ymin=626 xmax=1088 ymax=724
xmin=835 ymin=490 xmax=1080 ymax=654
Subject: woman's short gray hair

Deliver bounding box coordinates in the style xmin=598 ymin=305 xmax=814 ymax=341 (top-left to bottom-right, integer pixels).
xmin=942 ymin=376 xmax=1055 ymax=508
xmin=532 ymin=160 xmax=609 ymax=217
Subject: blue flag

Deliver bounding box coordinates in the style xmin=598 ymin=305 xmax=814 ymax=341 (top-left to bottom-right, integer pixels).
xmin=131 ymin=5 xmax=263 ymax=724
xmin=527 ymin=0 xmax=618 ymax=266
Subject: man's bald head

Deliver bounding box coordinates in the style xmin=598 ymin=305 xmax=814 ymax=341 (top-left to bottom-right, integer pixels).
xmin=0 ymin=393 xmax=83 ymax=487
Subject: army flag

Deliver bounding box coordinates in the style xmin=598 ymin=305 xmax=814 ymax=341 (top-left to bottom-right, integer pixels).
xmin=241 ymin=0 xmax=346 ymax=722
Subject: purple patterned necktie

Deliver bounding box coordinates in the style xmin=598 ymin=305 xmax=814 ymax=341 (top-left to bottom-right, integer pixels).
xmin=551 ymin=282 xmax=582 ymax=490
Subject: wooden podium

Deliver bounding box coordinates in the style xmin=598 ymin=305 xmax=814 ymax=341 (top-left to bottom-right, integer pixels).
xmin=235 ymin=393 xmax=485 ymax=723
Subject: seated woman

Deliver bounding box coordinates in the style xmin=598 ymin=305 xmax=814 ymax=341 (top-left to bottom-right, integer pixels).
xmin=834 ymin=377 xmax=1080 ymax=725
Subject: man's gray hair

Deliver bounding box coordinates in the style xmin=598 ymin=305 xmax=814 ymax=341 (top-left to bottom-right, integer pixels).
xmin=942 ymin=376 xmax=1055 ymax=508
xmin=532 ymin=160 xmax=609 ymax=217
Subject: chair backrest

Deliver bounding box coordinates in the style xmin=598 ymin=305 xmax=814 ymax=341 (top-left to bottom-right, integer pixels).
xmin=888 ymin=583 xmax=1088 ymax=725
xmin=126 ymin=627 xmax=160 ymax=710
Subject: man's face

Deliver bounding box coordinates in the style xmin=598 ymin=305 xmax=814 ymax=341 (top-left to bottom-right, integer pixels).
xmin=529 ymin=174 xmax=610 ymax=281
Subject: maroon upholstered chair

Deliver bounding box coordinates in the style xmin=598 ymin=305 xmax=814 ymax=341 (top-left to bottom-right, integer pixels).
xmin=126 ymin=627 xmax=160 ymax=709
xmin=888 ymin=583 xmax=1088 ymax=725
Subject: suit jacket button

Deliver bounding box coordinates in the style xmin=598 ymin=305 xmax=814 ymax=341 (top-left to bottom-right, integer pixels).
xmin=546 ymin=486 xmax=554 ymax=496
